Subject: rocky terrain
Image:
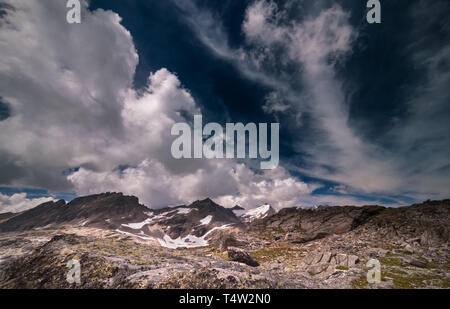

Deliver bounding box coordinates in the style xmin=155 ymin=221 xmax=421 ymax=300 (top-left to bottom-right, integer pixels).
xmin=0 ymin=194 xmax=448 ymax=289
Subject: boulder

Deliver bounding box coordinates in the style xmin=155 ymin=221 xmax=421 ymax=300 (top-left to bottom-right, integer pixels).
xmin=409 ymin=259 xmax=428 ymax=268
xmin=308 ymin=264 xmax=328 ymax=276
xmin=227 ymin=247 xmax=259 ymax=267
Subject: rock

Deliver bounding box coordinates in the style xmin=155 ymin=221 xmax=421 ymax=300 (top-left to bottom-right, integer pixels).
xmin=227 ymin=247 xmax=259 ymax=267
xmin=347 ymin=255 xmax=359 ymax=267
xmin=303 ymin=253 xmax=316 ymax=265
xmin=284 ymin=233 xmax=292 ymax=241
xmin=404 ymin=244 xmax=413 ymax=252
xmin=291 ymin=232 xmax=329 ymax=244
xmin=337 ymin=253 xmax=348 ymax=267
xmin=409 ymin=259 xmax=428 ymax=268
xmin=308 ymin=264 xmax=328 ymax=276
xmin=219 ymin=235 xmax=241 ymax=251
xmin=320 ymin=252 xmax=332 ymax=264
xmin=312 ymin=252 xmax=324 ymax=264
xmin=329 ymin=256 xmax=337 ymax=266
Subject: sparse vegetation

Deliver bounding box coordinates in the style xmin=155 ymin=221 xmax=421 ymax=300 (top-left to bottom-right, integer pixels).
xmin=336 ymin=266 xmax=349 ymax=271
xmin=250 ymin=242 xmax=305 ymax=264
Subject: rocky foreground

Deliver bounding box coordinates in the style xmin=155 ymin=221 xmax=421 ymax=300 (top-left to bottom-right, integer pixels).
xmin=0 ymin=195 xmax=448 ymax=289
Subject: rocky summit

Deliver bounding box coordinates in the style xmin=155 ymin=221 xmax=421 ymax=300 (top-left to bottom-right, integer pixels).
xmin=0 ymin=194 xmax=448 ymax=289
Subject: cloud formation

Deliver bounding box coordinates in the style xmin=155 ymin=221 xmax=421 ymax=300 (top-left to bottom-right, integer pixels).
xmin=1 ymin=0 xmax=448 ymax=213
xmin=0 ymin=0 xmax=313 ymax=210
xmin=0 ymin=193 xmax=54 ymax=213
xmin=175 ymin=0 xmax=450 ymax=201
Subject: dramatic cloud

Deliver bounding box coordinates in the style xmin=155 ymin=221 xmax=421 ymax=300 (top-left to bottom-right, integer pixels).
xmin=1 ymin=0 xmax=448 ymax=211
xmin=0 ymin=0 xmax=139 ymax=190
xmin=242 ymin=1 xmax=401 ymax=192
xmin=176 ymin=0 xmax=449 ymax=201
xmin=0 ymin=0 xmax=313 ymax=210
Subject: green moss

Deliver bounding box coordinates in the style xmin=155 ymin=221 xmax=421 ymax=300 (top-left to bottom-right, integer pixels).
xmin=248 ymin=226 xmax=283 ymax=240
xmin=74 ymin=238 xmax=152 ymax=258
xmin=385 ymin=270 xmax=450 ymax=289
xmin=336 ymin=266 xmax=349 ymax=271
xmin=251 ymin=242 xmax=304 ymax=264
xmin=379 ymin=257 xmax=402 ymax=267
xmin=434 ymin=277 xmax=450 ymax=288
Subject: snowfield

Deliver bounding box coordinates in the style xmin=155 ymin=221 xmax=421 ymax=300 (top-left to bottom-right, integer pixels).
xmin=116 ymin=224 xmax=233 ymax=249
xmin=199 ymin=215 xmax=213 ymax=225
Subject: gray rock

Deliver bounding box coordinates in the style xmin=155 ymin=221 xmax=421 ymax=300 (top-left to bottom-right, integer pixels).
xmin=312 ymin=252 xmax=324 ymax=264
xmin=308 ymin=264 xmax=328 ymax=276
xmin=337 ymin=253 xmax=348 ymax=267
xmin=409 ymin=259 xmax=428 ymax=268
xmin=227 ymin=247 xmax=259 ymax=267
xmin=320 ymin=252 xmax=332 ymax=264
xmin=347 ymin=255 xmax=359 ymax=267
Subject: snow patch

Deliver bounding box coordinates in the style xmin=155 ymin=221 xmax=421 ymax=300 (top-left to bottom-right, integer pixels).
xmin=199 ymin=215 xmax=213 ymax=225
xmin=241 ymin=204 xmax=273 ymax=222
xmin=157 ymin=224 xmax=233 ymax=249
xmin=29 ymin=238 xmax=51 ymax=243
xmin=157 ymin=234 xmax=208 ymax=249
xmin=122 ymin=210 xmax=179 ymax=229
xmin=176 ymin=208 xmax=196 ymax=214
xmin=121 ymin=218 xmax=154 ymax=230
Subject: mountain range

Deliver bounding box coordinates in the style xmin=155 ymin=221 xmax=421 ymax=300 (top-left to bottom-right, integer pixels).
xmin=0 ymin=193 xmax=275 ymax=249
xmin=0 ymin=193 xmax=448 ymax=289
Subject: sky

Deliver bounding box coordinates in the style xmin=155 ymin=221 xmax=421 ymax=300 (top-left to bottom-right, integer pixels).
xmin=0 ymin=0 xmax=449 ymax=213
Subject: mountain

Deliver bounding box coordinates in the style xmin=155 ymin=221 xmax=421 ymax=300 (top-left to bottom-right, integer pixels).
xmin=241 ymin=204 xmax=276 ymax=223
xmin=253 ymin=204 xmax=386 ymax=242
xmin=0 ymin=193 xmax=149 ymax=233
xmin=0 ymin=213 xmax=17 ymax=224
xmin=0 ymin=194 xmax=242 ymax=249
xmin=116 ymin=198 xmax=242 ymax=248
xmin=253 ymin=200 xmax=450 ymax=245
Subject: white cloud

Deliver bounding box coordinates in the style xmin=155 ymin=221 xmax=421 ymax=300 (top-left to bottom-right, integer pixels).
xmin=241 ymin=1 xmax=412 ymax=195
xmin=0 ymin=0 xmax=139 ymax=190
xmin=0 ymin=193 xmax=54 ymax=213
xmin=215 ymin=164 xmax=317 ymax=210
xmin=68 ymin=158 xmax=315 ymax=209
xmin=175 ymin=0 xmax=450 ymax=201
xmin=2 ymin=0 xmax=445 ymax=212
xmin=0 ymin=0 xmax=314 ymax=210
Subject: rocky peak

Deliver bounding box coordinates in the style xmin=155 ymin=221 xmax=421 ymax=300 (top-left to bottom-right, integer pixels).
xmin=231 ymin=205 xmax=244 ymax=211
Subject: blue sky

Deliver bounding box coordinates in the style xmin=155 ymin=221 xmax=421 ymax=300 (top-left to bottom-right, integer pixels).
xmin=0 ymin=0 xmax=449 ymax=212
